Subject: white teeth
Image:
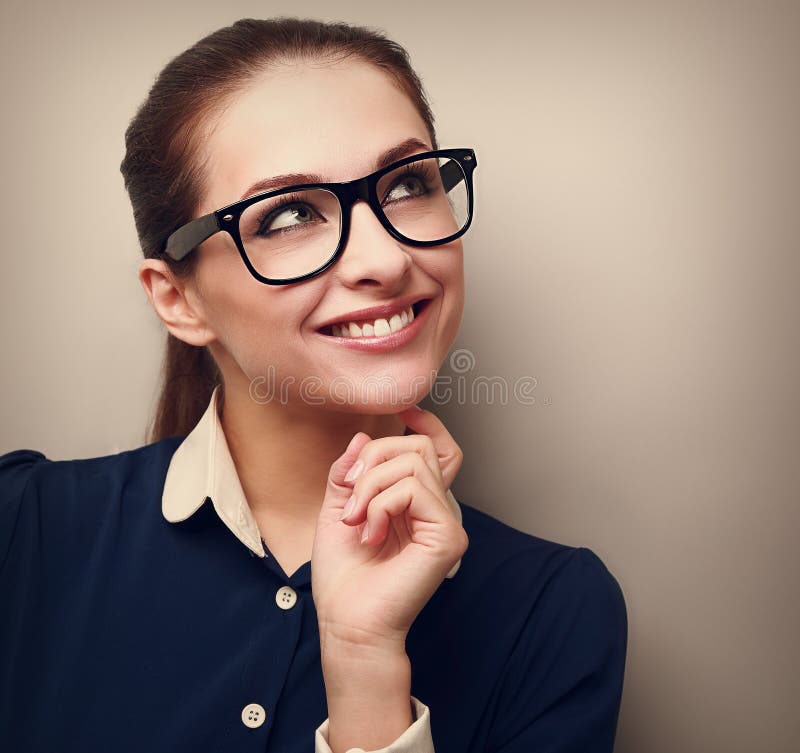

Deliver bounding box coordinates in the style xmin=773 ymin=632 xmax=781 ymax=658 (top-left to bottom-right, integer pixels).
xmin=329 ymin=304 xmax=417 ymax=339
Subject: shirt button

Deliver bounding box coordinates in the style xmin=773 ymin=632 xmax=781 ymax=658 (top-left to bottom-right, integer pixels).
xmin=241 ymin=702 xmax=267 ymax=728
xmin=275 ymin=585 xmax=297 ymax=610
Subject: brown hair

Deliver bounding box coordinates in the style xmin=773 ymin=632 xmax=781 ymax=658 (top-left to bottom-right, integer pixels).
xmin=120 ymin=17 xmax=438 ymax=443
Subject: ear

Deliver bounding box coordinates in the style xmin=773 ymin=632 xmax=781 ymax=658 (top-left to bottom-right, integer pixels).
xmin=138 ymin=258 xmax=215 ymax=347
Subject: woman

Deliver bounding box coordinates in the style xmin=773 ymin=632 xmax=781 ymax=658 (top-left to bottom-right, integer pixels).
xmin=0 ymin=18 xmax=627 ymax=753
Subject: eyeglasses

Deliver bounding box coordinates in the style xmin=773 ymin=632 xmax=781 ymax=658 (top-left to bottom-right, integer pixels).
xmin=162 ymin=147 xmax=477 ymax=285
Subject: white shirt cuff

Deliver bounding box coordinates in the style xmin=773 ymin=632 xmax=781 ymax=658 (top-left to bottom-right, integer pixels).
xmin=314 ymin=695 xmax=434 ymax=753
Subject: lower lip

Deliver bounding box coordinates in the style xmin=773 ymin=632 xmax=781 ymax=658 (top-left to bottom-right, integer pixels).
xmin=315 ymin=300 xmax=431 ymax=353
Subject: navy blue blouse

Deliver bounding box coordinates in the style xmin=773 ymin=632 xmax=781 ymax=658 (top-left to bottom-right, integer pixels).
xmin=0 ymin=439 xmax=627 ymax=752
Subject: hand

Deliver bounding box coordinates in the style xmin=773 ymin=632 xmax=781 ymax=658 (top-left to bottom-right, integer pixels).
xmin=311 ymin=406 xmax=468 ymax=654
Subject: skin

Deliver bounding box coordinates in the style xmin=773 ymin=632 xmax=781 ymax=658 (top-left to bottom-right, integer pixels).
xmin=138 ymin=60 xmax=469 ymax=752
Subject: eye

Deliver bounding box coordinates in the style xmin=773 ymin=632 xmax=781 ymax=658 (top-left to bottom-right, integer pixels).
xmin=382 ymin=174 xmax=428 ymax=205
xmin=258 ymin=202 xmax=319 ymax=236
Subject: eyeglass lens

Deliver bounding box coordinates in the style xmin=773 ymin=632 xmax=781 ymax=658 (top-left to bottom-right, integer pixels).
xmin=237 ymin=155 xmax=469 ymax=280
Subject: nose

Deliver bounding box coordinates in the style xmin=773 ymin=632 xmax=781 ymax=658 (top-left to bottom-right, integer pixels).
xmin=332 ymin=200 xmax=413 ymax=289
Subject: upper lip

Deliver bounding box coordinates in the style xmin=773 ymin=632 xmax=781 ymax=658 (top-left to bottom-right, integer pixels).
xmin=315 ymin=294 xmax=431 ymax=330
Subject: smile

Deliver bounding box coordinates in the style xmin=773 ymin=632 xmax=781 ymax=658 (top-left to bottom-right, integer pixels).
xmin=335 ymin=302 xmax=413 ymax=338
xmin=316 ymin=299 xmax=431 ymax=351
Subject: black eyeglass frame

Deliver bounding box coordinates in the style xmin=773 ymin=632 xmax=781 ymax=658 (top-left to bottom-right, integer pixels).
xmin=162 ymin=147 xmax=477 ymax=285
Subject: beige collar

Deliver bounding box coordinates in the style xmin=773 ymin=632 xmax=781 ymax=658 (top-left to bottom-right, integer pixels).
xmin=162 ymin=385 xmax=461 ymax=578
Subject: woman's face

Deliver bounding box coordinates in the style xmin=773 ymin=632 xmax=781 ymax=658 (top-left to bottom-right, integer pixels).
xmin=184 ymin=61 xmax=464 ymax=413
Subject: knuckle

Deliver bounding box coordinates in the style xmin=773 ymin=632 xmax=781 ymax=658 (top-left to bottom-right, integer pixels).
xmin=353 ymin=478 xmax=377 ymax=504
xmin=409 ymin=451 xmax=428 ymax=473
xmin=420 ymin=435 xmax=436 ymax=454
xmin=400 ymin=475 xmax=420 ymax=495
xmin=450 ymin=447 xmax=464 ymax=475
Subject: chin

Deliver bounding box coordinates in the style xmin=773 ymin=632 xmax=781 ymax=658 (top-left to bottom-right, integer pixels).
xmin=321 ymin=364 xmax=439 ymax=413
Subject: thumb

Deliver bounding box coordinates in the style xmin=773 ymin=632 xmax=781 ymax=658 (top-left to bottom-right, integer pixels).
xmin=324 ymin=431 xmax=372 ymax=502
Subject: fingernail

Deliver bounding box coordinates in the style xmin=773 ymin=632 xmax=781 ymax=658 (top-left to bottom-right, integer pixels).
xmin=360 ymin=523 xmax=370 ymax=544
xmin=344 ymin=459 xmax=364 ymax=483
xmin=340 ymin=494 xmax=357 ymax=521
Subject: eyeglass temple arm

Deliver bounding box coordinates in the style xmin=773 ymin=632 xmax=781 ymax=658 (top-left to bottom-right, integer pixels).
xmin=440 ymin=160 xmax=464 ymax=194
xmin=164 ymin=213 xmax=220 ymax=261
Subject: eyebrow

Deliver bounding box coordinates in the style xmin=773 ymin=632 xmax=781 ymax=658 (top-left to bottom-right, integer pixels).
xmin=237 ymin=137 xmax=431 ymax=201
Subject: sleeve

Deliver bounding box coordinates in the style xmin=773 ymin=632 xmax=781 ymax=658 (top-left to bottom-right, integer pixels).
xmin=0 ymin=449 xmax=48 ymax=569
xmin=487 ymin=547 xmax=628 ymax=753
xmin=314 ymin=695 xmax=435 ymax=753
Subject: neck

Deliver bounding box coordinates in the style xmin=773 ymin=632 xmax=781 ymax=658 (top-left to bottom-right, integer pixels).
xmin=217 ymin=380 xmax=407 ymax=523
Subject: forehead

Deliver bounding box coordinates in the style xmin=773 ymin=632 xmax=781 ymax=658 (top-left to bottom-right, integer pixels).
xmin=200 ymin=61 xmax=432 ymax=211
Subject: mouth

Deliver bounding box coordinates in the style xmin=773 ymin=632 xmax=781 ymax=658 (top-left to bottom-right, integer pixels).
xmin=316 ymin=298 xmax=431 ymax=339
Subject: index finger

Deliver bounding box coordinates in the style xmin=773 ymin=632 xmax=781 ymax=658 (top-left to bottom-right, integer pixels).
xmin=397 ymin=404 xmax=463 ymax=489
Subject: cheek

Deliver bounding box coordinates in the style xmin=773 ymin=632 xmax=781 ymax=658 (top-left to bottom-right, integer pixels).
xmin=197 ymin=252 xmax=265 ymax=332
xmin=194 ymin=250 xmax=321 ymax=378
xmin=422 ymin=244 xmax=465 ymax=363
xmin=419 ymin=241 xmax=463 ymax=288
xmin=432 ymin=243 xmax=465 ymax=322
xmin=197 ymin=251 xmax=280 ymax=356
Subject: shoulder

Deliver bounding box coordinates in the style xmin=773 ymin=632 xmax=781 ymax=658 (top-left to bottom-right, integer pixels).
xmin=0 ymin=439 xmax=185 ymax=554
xmin=0 ymin=448 xmax=50 ymax=493
xmin=411 ymin=495 xmax=627 ymax=742
xmin=451 ymin=500 xmax=628 ymax=751
xmin=454 ymin=497 xmax=626 ymax=626
xmin=0 ymin=437 xmax=185 ymax=493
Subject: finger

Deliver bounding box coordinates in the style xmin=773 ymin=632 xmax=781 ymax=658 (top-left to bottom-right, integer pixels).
xmin=322 ymin=431 xmax=372 ymax=514
xmin=340 ymin=450 xmax=446 ymax=526
xmin=360 ymin=475 xmax=461 ymax=550
xmin=395 ymin=405 xmax=463 ymax=488
xmin=348 ymin=433 xmax=444 ymax=491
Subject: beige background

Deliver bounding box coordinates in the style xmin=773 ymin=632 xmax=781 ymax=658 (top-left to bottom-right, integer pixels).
xmin=1 ymin=1 xmax=798 ymax=751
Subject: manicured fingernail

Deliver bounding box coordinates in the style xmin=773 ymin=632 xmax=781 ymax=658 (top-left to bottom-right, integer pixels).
xmin=340 ymin=494 xmax=357 ymax=521
xmin=360 ymin=523 xmax=370 ymax=543
xmin=344 ymin=459 xmax=364 ymax=483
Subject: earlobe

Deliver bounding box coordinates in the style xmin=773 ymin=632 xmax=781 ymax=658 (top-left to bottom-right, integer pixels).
xmin=137 ymin=259 xmax=216 ymax=347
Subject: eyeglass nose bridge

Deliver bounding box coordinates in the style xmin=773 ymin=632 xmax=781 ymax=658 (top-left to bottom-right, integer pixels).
xmin=333 ymin=175 xmax=391 ymax=244
xmin=337 ymin=175 xmax=376 ymax=211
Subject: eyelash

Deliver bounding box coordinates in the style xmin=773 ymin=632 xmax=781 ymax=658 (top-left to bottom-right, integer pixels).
xmin=381 ymin=164 xmax=434 ymax=203
xmin=251 ymin=163 xmax=436 ymax=234
xmin=254 ymin=192 xmax=309 ymax=235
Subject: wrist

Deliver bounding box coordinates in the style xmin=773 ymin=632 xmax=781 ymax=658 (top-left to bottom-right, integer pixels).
xmin=319 ymin=623 xmax=408 ymax=661
xmin=322 ymin=649 xmax=413 ymax=747
xmin=320 ymin=637 xmax=410 ymax=676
